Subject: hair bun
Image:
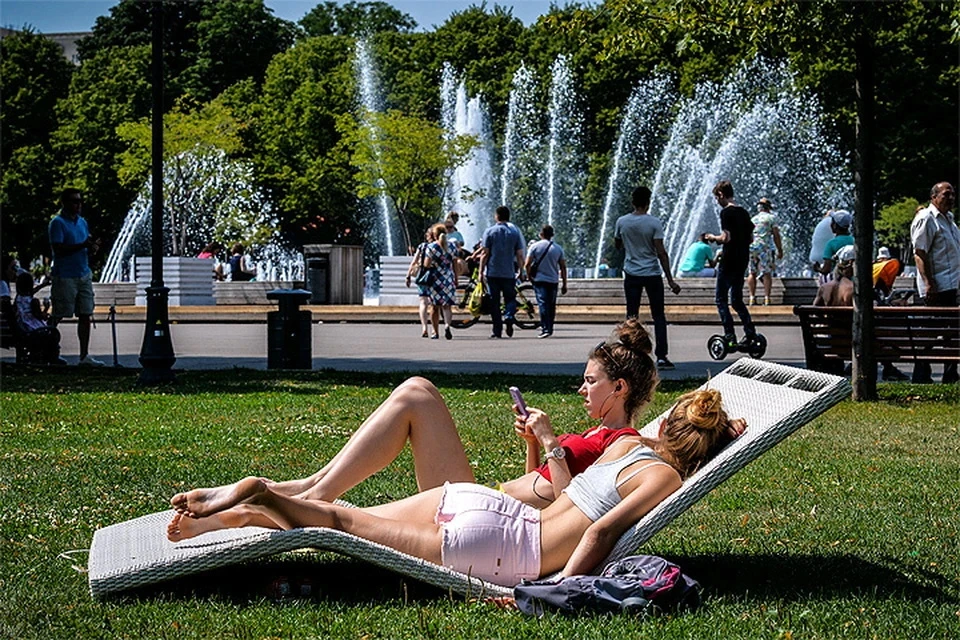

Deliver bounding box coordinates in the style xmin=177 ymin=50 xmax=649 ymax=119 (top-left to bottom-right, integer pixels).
xmin=615 ymin=319 xmax=653 ymax=355
xmin=685 ymin=389 xmax=727 ymax=432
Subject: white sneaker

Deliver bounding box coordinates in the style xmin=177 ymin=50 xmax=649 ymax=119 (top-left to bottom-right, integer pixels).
xmin=78 ymin=355 xmax=106 ymax=367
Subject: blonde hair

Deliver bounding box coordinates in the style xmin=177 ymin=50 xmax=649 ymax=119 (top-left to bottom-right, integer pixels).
xmin=430 ymin=222 xmax=448 ymax=253
xmin=655 ymin=389 xmax=730 ymax=479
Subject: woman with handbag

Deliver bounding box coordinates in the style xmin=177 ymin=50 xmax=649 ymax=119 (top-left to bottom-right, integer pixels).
xmin=422 ymin=223 xmax=458 ymax=340
xmin=406 ymin=228 xmax=439 ymax=338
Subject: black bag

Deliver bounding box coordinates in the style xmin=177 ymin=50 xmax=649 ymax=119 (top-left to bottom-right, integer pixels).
xmin=527 ymin=241 xmax=553 ymax=281
xmin=514 ymin=555 xmax=701 ymax=617
xmin=414 ymin=244 xmax=433 ymax=286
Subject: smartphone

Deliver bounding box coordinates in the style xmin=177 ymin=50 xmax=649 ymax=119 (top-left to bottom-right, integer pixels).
xmin=509 ymin=386 xmax=529 ymax=418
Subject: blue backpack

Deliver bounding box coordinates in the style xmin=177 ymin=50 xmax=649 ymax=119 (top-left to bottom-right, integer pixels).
xmin=513 ymin=555 xmax=701 ymax=617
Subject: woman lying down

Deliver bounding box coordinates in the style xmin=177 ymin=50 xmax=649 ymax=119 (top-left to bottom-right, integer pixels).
xmin=167 ymin=321 xmax=745 ymax=587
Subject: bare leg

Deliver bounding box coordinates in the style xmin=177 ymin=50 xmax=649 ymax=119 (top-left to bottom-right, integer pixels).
xmin=441 ymin=305 xmax=452 ymax=330
xmin=170 ymin=377 xmax=474 ymax=513
xmin=431 ymin=306 xmax=440 ymax=337
xmin=171 ymin=481 xmax=445 ymax=565
xmin=746 ymin=273 xmax=757 ymax=300
xmin=171 ymin=475 xmax=268 ymax=518
xmin=418 ymin=297 xmax=430 ymax=335
xmin=296 ymin=377 xmax=474 ymax=501
xmin=762 ymin=273 xmax=773 ymax=300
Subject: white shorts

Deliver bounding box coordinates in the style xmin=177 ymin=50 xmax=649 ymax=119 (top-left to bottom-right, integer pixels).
xmin=435 ymin=482 xmax=541 ymax=586
xmin=51 ymin=273 xmax=95 ymax=318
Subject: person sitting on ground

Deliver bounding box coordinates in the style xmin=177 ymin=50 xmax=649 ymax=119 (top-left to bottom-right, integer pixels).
xmin=14 ymin=271 xmax=66 ymax=365
xmin=168 ymin=320 xmax=663 ymax=520
xmin=678 ymin=233 xmax=717 ymax=277
xmin=168 ymin=320 xmax=746 ymax=587
xmin=444 ymin=213 xmax=466 ymax=254
xmin=813 ymin=245 xmax=854 ymax=307
xmin=227 ymin=243 xmax=256 ymax=282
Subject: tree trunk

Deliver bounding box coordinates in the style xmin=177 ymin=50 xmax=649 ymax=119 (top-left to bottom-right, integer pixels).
xmin=852 ymin=12 xmax=877 ymax=401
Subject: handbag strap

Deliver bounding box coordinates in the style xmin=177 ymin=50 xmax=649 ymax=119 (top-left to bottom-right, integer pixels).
xmin=532 ymin=241 xmax=554 ymax=270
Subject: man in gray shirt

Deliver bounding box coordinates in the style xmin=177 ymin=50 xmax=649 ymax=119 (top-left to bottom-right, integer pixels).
xmin=614 ymin=186 xmax=681 ymax=370
xmin=479 ymin=206 xmax=525 ymax=338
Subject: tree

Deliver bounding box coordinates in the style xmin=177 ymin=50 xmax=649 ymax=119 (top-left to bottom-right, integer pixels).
xmin=250 ymin=36 xmax=359 ymax=247
xmin=300 ymin=1 xmax=416 ymax=37
xmin=341 ymin=110 xmax=478 ymax=252
xmin=876 ymin=197 xmax=922 ymax=263
xmin=116 ymin=98 xmax=255 ymax=256
xmin=0 ymin=29 xmax=74 ymax=263
xmin=182 ymin=0 xmax=298 ymax=102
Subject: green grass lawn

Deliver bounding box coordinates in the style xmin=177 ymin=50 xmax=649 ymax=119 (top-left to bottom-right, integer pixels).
xmin=1 ymin=367 xmax=958 ymax=639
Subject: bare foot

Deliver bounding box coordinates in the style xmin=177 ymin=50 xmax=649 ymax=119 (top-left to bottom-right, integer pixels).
xmin=167 ymin=511 xmax=229 ymax=542
xmin=170 ymin=476 xmax=266 ymax=518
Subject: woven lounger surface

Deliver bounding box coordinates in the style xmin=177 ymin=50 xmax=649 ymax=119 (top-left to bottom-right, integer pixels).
xmin=88 ymin=358 xmax=849 ymax=599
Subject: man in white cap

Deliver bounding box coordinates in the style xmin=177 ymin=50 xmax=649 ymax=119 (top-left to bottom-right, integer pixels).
xmin=816 ymin=210 xmax=854 ymax=277
xmin=910 ymin=181 xmax=959 ymax=384
xmin=872 ymin=246 xmax=901 ymax=300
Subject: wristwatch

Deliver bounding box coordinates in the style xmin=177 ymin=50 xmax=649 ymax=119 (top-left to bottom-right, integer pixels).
xmin=544 ymin=446 xmax=566 ymax=462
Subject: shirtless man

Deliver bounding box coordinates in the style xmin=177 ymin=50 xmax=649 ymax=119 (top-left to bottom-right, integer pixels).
xmin=813 ymin=245 xmax=854 ymax=306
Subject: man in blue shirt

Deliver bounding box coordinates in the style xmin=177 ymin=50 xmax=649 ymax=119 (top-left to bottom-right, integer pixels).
xmin=48 ymin=188 xmax=104 ymax=366
xmin=479 ymin=206 xmax=525 ymax=338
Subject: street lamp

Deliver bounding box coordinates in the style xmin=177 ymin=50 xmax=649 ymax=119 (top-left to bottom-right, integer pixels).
xmin=138 ymin=0 xmax=175 ymax=384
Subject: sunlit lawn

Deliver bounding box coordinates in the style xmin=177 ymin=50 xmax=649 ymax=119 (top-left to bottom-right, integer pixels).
xmin=1 ymin=366 xmax=957 ymax=639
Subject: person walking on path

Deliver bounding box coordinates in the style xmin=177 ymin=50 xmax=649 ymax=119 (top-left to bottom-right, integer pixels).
xmin=479 ymin=206 xmax=525 ymax=339
xmin=705 ymin=180 xmax=758 ymax=351
xmin=910 ymin=181 xmax=959 ymax=384
xmin=406 ymin=228 xmax=440 ymax=339
xmin=48 ymin=188 xmax=104 ymax=366
xmin=524 ymin=224 xmax=568 ymax=338
xmin=614 ymin=186 xmax=682 ymax=370
xmin=423 ymin=223 xmax=458 ymax=340
xmin=746 ymin=197 xmax=783 ymax=305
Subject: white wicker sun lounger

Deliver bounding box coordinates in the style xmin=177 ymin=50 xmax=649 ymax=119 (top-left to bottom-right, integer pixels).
xmin=88 ymin=359 xmax=849 ymax=599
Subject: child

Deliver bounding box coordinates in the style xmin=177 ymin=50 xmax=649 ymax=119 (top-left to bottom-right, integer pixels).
xmin=15 ymin=271 xmax=66 ymax=365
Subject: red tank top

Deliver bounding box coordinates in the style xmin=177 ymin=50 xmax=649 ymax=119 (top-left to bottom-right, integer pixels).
xmin=536 ymin=425 xmax=640 ymax=482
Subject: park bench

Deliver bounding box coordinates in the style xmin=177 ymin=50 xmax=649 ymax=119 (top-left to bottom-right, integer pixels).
xmin=793 ymin=305 xmax=960 ymax=373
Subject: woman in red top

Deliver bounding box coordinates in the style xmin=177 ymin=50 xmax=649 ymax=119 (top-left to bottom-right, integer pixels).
xmin=171 ymin=319 xmax=658 ymax=516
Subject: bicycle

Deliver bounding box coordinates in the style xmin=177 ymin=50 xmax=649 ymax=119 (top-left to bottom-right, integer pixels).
xmin=451 ymin=269 xmax=540 ymax=330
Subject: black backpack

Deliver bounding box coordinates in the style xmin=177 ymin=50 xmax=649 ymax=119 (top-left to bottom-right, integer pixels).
xmin=513 ymin=555 xmax=701 ymax=617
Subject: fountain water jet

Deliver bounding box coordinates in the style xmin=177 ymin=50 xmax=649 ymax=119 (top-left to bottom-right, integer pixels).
xmin=354 ymin=38 xmax=396 ymax=256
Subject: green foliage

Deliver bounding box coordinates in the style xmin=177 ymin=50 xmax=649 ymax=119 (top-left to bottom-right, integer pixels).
xmin=0 ymin=29 xmax=74 ymax=262
xmin=252 ymin=36 xmax=360 ymax=247
xmin=300 ymin=1 xmax=417 ymax=37
xmin=182 ymin=0 xmax=298 ymax=102
xmin=51 ymin=44 xmax=152 ymax=265
xmin=876 ymin=197 xmax=922 ymax=262
xmin=341 ymin=109 xmax=479 ymax=252
xmin=0 ymin=369 xmax=957 ymax=637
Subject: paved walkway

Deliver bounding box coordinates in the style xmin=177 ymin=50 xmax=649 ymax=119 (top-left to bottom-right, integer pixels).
xmin=4 ymin=318 xmax=813 ymax=379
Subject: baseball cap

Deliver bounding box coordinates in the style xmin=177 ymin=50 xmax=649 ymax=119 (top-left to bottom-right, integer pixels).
xmin=830 ymin=210 xmax=853 ymax=229
xmin=835 ymin=245 xmax=855 ymax=263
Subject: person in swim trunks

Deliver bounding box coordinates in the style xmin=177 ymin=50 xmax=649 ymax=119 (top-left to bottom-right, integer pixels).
xmin=168 ymin=320 xmax=746 ymax=587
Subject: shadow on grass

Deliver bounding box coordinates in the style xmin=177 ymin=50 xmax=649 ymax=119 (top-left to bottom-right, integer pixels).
xmin=676 ymin=553 xmax=959 ymax=603
xmin=0 ymin=363 xmax=702 ymax=397
xmin=107 ymin=551 xmax=958 ymax=606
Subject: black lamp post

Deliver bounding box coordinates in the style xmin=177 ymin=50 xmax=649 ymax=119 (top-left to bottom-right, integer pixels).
xmin=138 ymin=0 xmax=175 ymax=384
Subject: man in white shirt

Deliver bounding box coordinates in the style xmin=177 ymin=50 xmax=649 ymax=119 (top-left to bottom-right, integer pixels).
xmin=910 ymin=181 xmax=959 ymax=383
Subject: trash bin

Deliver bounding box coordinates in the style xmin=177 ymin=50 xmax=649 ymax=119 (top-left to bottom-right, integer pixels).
xmin=306 ymin=256 xmax=329 ymax=304
xmin=266 ymin=288 xmax=312 ymax=369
